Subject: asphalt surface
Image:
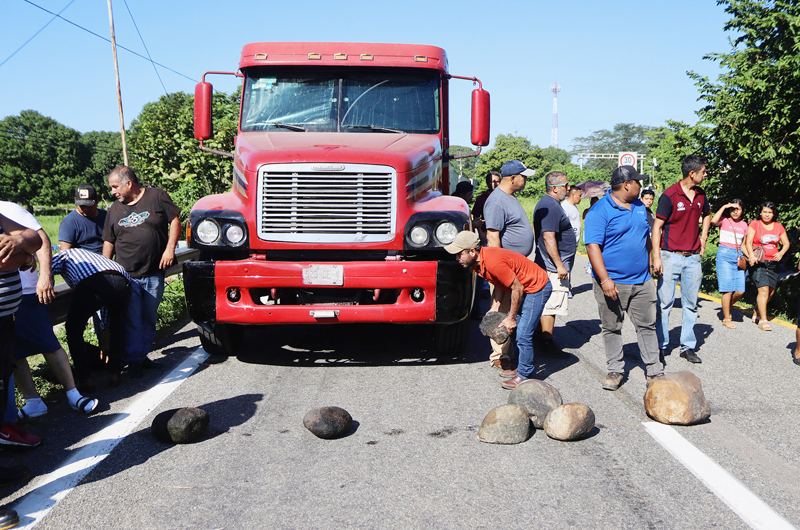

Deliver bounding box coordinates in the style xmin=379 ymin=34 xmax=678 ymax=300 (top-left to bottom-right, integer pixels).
xmin=3 ymin=253 xmax=800 ymax=529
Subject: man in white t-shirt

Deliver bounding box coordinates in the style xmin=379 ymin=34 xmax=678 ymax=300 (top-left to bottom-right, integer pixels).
xmin=561 ymin=186 xmax=582 ymax=245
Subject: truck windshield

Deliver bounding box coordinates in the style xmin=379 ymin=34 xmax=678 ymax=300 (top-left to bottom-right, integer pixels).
xmin=241 ymin=67 xmax=440 ymax=134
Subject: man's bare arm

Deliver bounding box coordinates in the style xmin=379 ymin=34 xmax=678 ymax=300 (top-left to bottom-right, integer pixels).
xmin=0 ymin=214 xmax=41 ymax=269
xmin=35 ymin=229 xmax=55 ymax=304
xmin=159 ymin=216 xmax=182 ymax=270
xmin=486 ymin=229 xmax=501 ymax=248
xmin=103 ymin=241 xmax=115 ymax=260
xmin=499 ymin=277 xmax=524 ymax=333
xmin=542 ymin=231 xmax=567 ymax=279
xmin=651 ymin=218 xmax=665 ymax=274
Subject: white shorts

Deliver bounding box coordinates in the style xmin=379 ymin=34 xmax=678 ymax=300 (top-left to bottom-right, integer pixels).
xmin=543 ymin=271 xmax=570 ymax=316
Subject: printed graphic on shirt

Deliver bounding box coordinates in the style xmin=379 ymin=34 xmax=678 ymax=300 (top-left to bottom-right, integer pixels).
xmin=118 ymin=211 xmax=150 ymax=228
xmin=677 ymin=201 xmax=685 ymax=211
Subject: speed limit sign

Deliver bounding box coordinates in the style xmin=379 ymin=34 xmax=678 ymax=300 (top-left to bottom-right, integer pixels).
xmin=618 ymin=152 xmax=637 ymax=167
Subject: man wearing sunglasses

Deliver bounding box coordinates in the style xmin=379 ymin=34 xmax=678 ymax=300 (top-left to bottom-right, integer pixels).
xmin=533 ymin=171 xmax=577 ymax=354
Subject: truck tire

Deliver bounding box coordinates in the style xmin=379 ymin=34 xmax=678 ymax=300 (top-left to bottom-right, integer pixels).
xmin=197 ymin=324 xmax=245 ymax=357
xmin=433 ymin=319 xmax=469 ymax=357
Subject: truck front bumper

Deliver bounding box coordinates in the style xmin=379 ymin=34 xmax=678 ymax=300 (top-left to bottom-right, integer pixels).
xmin=183 ymin=260 xmax=472 ymax=326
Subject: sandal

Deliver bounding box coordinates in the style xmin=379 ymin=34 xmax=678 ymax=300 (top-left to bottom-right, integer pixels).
xmin=794 ymin=353 xmax=800 ymax=366
xmin=752 ymin=313 xmax=760 ymax=324
xmin=757 ymin=321 xmax=772 ymax=331
xmin=17 ymin=407 xmax=48 ymax=421
xmin=70 ymin=396 xmax=99 ymax=415
xmin=722 ymin=319 xmax=736 ymax=329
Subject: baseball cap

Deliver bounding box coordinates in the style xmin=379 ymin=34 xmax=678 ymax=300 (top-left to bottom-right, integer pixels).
xmin=610 ymin=165 xmax=643 ymax=186
xmin=444 ymin=231 xmax=480 ymax=254
xmin=500 ymin=160 xmax=535 ymax=178
xmin=74 ymin=184 xmax=98 ymax=206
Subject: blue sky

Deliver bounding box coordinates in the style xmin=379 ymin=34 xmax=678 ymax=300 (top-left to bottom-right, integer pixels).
xmin=0 ymin=0 xmax=733 ymax=152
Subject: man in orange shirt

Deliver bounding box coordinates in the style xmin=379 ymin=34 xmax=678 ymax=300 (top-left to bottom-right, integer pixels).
xmin=445 ymin=231 xmax=552 ymax=389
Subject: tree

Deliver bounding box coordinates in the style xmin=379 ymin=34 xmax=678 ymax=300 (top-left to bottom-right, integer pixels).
xmin=80 ymin=131 xmax=124 ymax=204
xmin=127 ymin=89 xmax=239 ymax=216
xmin=448 ymin=145 xmax=479 ymax=181
xmin=689 ymin=0 xmax=800 ymax=230
xmin=571 ymin=123 xmax=655 ymax=171
xmin=643 ymin=122 xmax=714 ymax=194
xmin=0 ymin=110 xmax=90 ymax=209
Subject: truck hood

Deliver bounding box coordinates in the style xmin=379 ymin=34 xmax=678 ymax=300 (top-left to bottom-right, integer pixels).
xmin=235 ymin=132 xmax=442 ymax=174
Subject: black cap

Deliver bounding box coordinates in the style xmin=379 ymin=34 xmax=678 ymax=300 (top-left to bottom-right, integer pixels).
xmin=610 ymin=165 xmax=643 ymax=186
xmin=74 ymin=184 xmax=98 ymax=206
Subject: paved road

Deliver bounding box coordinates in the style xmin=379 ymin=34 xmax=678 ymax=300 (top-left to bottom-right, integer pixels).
xmin=3 ymin=254 xmax=800 ymax=529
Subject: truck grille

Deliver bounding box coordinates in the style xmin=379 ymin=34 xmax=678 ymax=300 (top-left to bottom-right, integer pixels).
xmin=257 ymin=163 xmax=396 ymax=243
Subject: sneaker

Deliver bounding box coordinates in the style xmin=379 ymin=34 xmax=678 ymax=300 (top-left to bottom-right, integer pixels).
xmin=0 ymin=507 xmax=20 ymax=529
xmin=680 ymin=349 xmax=702 ymax=364
xmin=0 ymin=424 xmax=42 ymax=448
xmin=602 ymin=372 xmax=624 ymax=391
xmin=646 ymin=373 xmax=665 ymax=388
xmin=0 ymin=465 xmax=31 ymax=487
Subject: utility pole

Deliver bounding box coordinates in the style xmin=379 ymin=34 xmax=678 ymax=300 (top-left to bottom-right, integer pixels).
xmin=107 ymin=0 xmax=128 ymax=166
xmin=550 ymin=82 xmax=561 ymax=149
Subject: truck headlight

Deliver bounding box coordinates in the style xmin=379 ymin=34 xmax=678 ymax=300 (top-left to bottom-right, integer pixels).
xmin=224 ymin=224 xmax=245 ymax=245
xmin=410 ymin=225 xmax=430 ymax=246
xmin=196 ymin=219 xmax=220 ymax=244
xmin=435 ymin=221 xmax=459 ymax=245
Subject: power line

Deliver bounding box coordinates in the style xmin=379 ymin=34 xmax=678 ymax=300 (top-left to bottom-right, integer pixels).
xmin=122 ymin=0 xmax=167 ymax=95
xmin=8 ymin=0 xmax=198 ymax=84
xmin=0 ymin=0 xmax=78 ymax=68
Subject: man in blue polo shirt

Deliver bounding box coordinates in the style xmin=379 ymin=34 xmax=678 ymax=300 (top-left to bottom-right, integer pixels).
xmin=585 ymin=165 xmax=664 ymax=391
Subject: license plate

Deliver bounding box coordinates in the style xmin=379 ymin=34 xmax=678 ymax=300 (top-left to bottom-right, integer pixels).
xmin=302 ymin=265 xmax=343 ymax=286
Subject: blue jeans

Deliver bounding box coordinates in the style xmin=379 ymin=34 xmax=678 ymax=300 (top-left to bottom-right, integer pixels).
xmin=656 ymin=251 xmax=702 ymax=352
xmin=124 ymin=272 xmax=165 ymax=363
xmin=516 ymin=281 xmax=552 ymax=379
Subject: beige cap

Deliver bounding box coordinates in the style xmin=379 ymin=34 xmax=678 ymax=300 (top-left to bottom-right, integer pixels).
xmin=444 ymin=231 xmax=480 ymax=254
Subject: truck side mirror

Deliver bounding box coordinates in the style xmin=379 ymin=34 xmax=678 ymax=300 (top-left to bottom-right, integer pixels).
xmin=194 ymin=82 xmax=213 ymax=141
xmin=471 ymin=88 xmax=490 ymax=147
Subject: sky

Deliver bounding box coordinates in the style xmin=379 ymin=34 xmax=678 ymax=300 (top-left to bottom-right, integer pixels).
xmin=0 ymin=0 xmax=734 ymax=153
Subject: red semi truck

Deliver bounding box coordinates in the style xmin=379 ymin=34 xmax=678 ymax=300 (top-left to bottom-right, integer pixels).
xmin=183 ymin=42 xmax=490 ymax=355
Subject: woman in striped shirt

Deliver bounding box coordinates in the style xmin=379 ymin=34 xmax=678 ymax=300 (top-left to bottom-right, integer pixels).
xmin=711 ymin=199 xmax=749 ymax=329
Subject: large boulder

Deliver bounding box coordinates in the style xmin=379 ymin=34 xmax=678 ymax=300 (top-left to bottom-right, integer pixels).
xmin=477 ymin=404 xmax=531 ymax=444
xmin=543 ymin=403 xmax=595 ymax=441
xmin=479 ymin=312 xmax=510 ymax=344
xmin=644 ymin=371 xmax=711 ymax=425
xmin=508 ymin=379 xmax=563 ymax=428
xmin=303 ymin=406 xmax=353 ymax=439
xmin=151 ymin=407 xmax=209 ymax=444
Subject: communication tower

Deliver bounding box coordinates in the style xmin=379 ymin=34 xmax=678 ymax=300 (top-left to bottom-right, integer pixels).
xmin=550 ymin=82 xmax=561 ymax=148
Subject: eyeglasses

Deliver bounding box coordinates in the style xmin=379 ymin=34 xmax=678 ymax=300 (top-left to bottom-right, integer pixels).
xmin=551 ymin=182 xmax=569 ymax=187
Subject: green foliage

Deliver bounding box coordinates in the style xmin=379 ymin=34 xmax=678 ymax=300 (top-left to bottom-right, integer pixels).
xmin=157 ymin=276 xmax=187 ymax=331
xmin=571 ymin=123 xmax=655 ymax=171
xmin=643 ymin=121 xmax=714 ymax=194
xmin=689 ymin=0 xmax=800 ymax=232
xmin=127 ymin=90 xmax=240 ymax=218
xmin=449 ymin=145 xmax=479 ymax=181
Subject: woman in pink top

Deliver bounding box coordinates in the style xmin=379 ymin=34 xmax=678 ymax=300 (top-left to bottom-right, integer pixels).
xmin=711 ymin=200 xmax=748 ymax=328
xmin=744 ymin=201 xmax=790 ymax=331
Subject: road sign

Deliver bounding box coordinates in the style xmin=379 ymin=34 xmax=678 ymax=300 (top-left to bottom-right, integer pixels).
xmin=618 ymin=152 xmax=637 ymax=167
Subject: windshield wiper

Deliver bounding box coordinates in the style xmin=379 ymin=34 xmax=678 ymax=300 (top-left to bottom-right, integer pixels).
xmin=345 ymin=125 xmax=403 ymax=133
xmin=267 ymin=122 xmax=306 ymax=132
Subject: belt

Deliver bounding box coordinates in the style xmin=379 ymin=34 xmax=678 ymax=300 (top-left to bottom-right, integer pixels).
xmin=669 ymin=250 xmax=700 ymax=256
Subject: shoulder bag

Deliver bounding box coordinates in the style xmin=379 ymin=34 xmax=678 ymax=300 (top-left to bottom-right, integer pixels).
xmin=752 ymin=221 xmax=766 ymax=264
xmin=730 ymin=220 xmax=747 ymax=271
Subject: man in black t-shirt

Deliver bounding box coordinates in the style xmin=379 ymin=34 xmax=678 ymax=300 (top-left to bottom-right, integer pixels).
xmin=103 ymin=166 xmax=181 ymax=378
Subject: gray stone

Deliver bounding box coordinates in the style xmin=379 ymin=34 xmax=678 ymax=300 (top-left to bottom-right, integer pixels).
xmin=151 ymin=407 xmax=209 ymax=444
xmin=477 ymin=404 xmax=531 ymax=444
xmin=508 ymin=379 xmax=563 ymax=428
xmin=479 ymin=311 xmax=510 ymax=344
xmin=543 ymin=403 xmax=595 ymax=441
xmin=644 ymin=371 xmax=711 ymax=425
xmin=303 ymin=406 xmax=353 ymax=439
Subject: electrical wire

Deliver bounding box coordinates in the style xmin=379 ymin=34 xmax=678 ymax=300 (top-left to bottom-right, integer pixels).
xmin=8 ymin=0 xmax=198 ymax=83
xmin=0 ymin=0 xmax=78 ymax=68
xmin=122 ymin=0 xmax=167 ymax=95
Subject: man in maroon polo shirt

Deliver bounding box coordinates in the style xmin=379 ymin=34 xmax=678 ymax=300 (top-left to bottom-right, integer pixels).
xmin=651 ymin=154 xmax=711 ymax=364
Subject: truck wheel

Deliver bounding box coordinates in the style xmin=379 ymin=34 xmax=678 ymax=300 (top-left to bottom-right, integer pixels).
xmin=433 ymin=319 xmax=469 ymax=356
xmin=198 ymin=324 xmax=245 ymax=357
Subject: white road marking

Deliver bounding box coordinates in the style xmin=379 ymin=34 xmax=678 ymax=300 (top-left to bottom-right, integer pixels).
xmin=13 ymin=348 xmax=210 ymax=529
xmin=644 ymin=421 xmax=797 ymax=530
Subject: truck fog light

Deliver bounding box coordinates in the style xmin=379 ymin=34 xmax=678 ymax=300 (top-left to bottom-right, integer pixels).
xmin=225 ymin=224 xmax=245 ymax=245
xmin=196 ymin=219 xmax=220 ymax=244
xmin=435 ymin=221 xmax=459 ymax=245
xmin=410 ymin=287 xmax=424 ymax=302
xmin=227 ymin=287 xmax=241 ymax=303
xmin=410 ymin=225 xmax=430 ymax=246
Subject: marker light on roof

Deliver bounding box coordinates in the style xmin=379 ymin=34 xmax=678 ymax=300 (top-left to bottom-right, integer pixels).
xmin=334 ymin=53 xmax=347 ymax=60
xmin=254 ymin=53 xmax=267 ymax=60
xmin=308 ymin=53 xmax=321 ymax=60
xmin=414 ymin=56 xmax=428 ymax=62
xmin=360 ymin=54 xmax=374 ymax=60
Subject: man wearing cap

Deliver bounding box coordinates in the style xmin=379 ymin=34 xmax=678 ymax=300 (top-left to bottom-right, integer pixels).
xmin=59 ymin=185 xmax=107 ymax=254
xmin=584 ymin=166 xmax=664 ymax=391
xmin=651 ymin=155 xmax=711 ymax=364
xmin=481 ymin=160 xmax=536 ymax=371
xmin=533 ymin=171 xmax=577 ymax=353
xmin=445 ymin=231 xmax=551 ymax=389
